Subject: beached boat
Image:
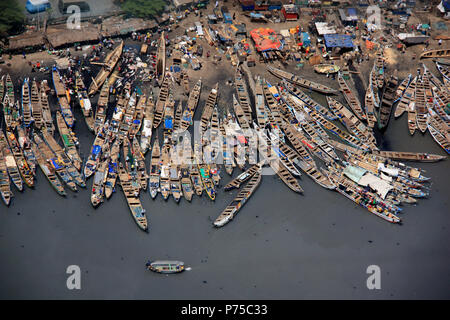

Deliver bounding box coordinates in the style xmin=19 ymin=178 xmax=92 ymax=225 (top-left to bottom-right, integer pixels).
xmin=214 ymin=167 xmax=262 ymax=227
xmin=173 ymin=101 xmax=182 ymax=132
xmin=267 ymin=66 xmax=337 ymax=94
xmin=94 ymin=79 xmax=110 ymax=134
xmin=200 ymin=83 xmax=219 ymax=133
xmin=30 ymin=138 xmax=65 ymax=196
xmin=0 ymin=131 xmax=23 ymax=191
xmin=129 ymin=94 xmax=146 ymax=138
xmin=104 ymin=139 xmax=120 ymax=199
xmin=415 ymin=76 xmax=428 ymax=133
xmin=0 ymin=148 xmax=12 ymax=206
xmin=21 ymin=78 xmax=33 ymax=127
xmin=145 ymin=260 xmax=184 ymax=274
xmin=419 ymin=48 xmax=450 ymax=59
xmin=51 ymin=67 xmax=67 ymax=97
xmin=30 ymin=79 xmax=42 ymax=129
xmin=41 ymin=130 xmax=85 ymax=189
xmin=374 ymin=50 xmax=385 ymax=89
xmin=56 ymin=111 xmax=82 ymax=171
xmin=118 ymin=163 xmax=148 ymax=232
xmin=182 ymin=70 xmax=190 ymax=95
xmin=395 ymin=76 xmax=415 ymax=119
xmin=232 ymin=94 xmax=250 ymax=130
xmin=378 ymin=74 xmax=398 ymax=130
xmin=153 ymin=76 xmax=170 ymax=129
xmin=140 ymin=96 xmax=154 ymax=154
xmin=118 ymin=91 xmax=137 ymax=141
xmin=132 ymin=137 xmax=148 ymax=191
xmin=254 ymin=77 xmax=267 ymax=128
xmin=156 ymin=32 xmax=166 ymax=84
xmin=395 ymin=75 xmax=411 ymax=103
xmin=428 ymin=120 xmax=450 ymax=154
xmin=5 ymin=130 xmax=34 ymax=188
xmin=235 ymin=69 xmax=253 ymax=122
xmin=58 ymin=96 xmax=75 ymax=128
xmin=169 ymin=164 xmax=182 ymax=203
xmin=75 ymin=72 xmax=94 ymax=132
xmin=163 ymin=94 xmax=175 ymax=137
xmin=180 ymin=79 xmax=202 ymax=131
xmin=314 ymin=64 xmax=340 ymax=74
xmin=88 ymin=41 xmax=124 ymax=96
xmin=147 ymin=136 xmax=160 ymax=199
xmin=337 ymin=73 xmax=366 ymax=121
xmin=16 ymin=126 xmax=36 ymax=175
xmin=2 ymin=75 xmax=20 ymax=130
xmin=40 ymin=84 xmax=55 ymax=134
xmin=190 ymin=143 xmax=203 ymax=197
xmin=91 ymin=158 xmax=108 ymax=207
xmin=436 ymin=62 xmax=450 ymax=82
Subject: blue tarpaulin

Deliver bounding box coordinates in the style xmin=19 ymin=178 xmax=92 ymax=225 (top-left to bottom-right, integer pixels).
xmin=324 ymin=34 xmax=354 ymax=48
xmin=165 ymin=118 xmax=173 ymax=129
xmin=92 ymin=145 xmax=101 ymax=155
xmin=133 ymin=119 xmax=140 ymax=124
xmin=51 ymin=159 xmax=63 ymax=170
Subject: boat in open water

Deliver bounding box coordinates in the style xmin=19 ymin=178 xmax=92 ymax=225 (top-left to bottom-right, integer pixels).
xmin=0 ymin=145 xmax=12 ymax=206
xmin=145 ymin=260 xmax=184 ymax=274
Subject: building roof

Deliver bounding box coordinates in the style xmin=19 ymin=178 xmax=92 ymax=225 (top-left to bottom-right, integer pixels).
xmin=323 ymin=34 xmax=354 ymax=48
xmin=250 ymin=27 xmax=284 ymax=51
xmin=46 ymin=23 xmax=100 ymax=48
xmin=315 ymin=22 xmax=337 ymax=35
xmin=8 ymin=31 xmax=45 ymax=50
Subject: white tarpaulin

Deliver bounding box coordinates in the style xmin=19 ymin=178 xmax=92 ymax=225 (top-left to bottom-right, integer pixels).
xmin=377 ymin=163 xmax=399 ymax=177
xmin=359 ymin=173 xmax=393 ymax=199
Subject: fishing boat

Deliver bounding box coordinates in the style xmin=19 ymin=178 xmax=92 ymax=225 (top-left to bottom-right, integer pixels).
xmin=314 ymin=64 xmax=340 ymax=74
xmin=180 ymin=166 xmax=194 ymax=202
xmin=262 ymin=82 xmax=283 ymax=127
xmin=30 ymin=139 xmax=66 ymax=196
xmin=85 ymin=122 xmax=110 ymax=179
xmin=52 ymin=68 xmax=75 ymax=128
xmin=428 ymin=116 xmax=450 ymax=154
xmin=132 ymin=137 xmax=148 ymax=191
xmin=16 ymin=126 xmax=37 ymax=175
xmin=34 ymin=132 xmax=77 ymax=191
xmin=156 ymin=32 xmax=166 ymax=84
xmin=219 ymin=120 xmax=234 ymax=176
xmin=104 ymin=139 xmax=120 ymax=199
xmin=327 ymin=97 xmax=377 ymax=150
xmin=91 ymin=158 xmax=108 ymax=207
xmin=5 ymin=130 xmax=34 ymax=188
xmin=56 ymin=111 xmax=82 ymax=171
xmin=118 ymin=91 xmax=137 ymax=141
xmin=415 ymin=75 xmax=428 ymax=133
xmin=180 ymin=79 xmax=202 ymax=131
xmin=394 ymin=75 xmax=411 ymax=104
xmin=169 ymin=164 xmax=182 ymax=203
xmin=214 ymin=167 xmax=262 ymax=227
xmin=30 ymin=80 xmax=42 ymax=129
xmin=129 ymin=94 xmax=146 ymax=138
xmin=75 ymin=71 xmax=94 ymax=132
xmin=372 ymin=150 xmax=445 ymax=162
xmin=21 ymin=78 xmax=33 ymax=127
xmin=140 ymin=96 xmax=154 ymax=154
xmin=153 ymin=76 xmax=170 ymax=128
xmin=232 ymin=94 xmax=251 ymax=130
xmin=395 ymin=76 xmax=415 ymax=119
xmin=0 ymin=131 xmax=23 ymax=191
xmin=0 ymin=75 xmax=4 ymax=101
xmin=419 ymin=48 xmax=450 ymax=59
xmin=3 ymin=75 xmax=20 ymax=130
xmin=235 ymin=69 xmax=253 ymax=122
xmin=267 ymin=66 xmax=337 ymax=94
xmin=298 ymin=117 xmax=339 ymax=161
xmin=41 ymin=130 xmax=85 ymax=189
xmin=364 ymin=80 xmax=377 ymax=128
xmin=94 ymin=79 xmax=110 ymax=134
xmin=159 ymin=142 xmax=171 ymax=200
xmin=88 ymin=41 xmax=124 ymax=96
xmin=148 ymin=136 xmax=161 ymax=199
xmin=118 ymin=163 xmax=148 ymax=232
xmin=198 ymin=163 xmax=216 ymax=200
xmin=51 ymin=67 xmax=67 ymax=97
xmin=374 ymin=50 xmax=385 ymax=89
xmin=182 ymin=70 xmax=190 ymax=95
xmin=145 ymin=260 xmax=184 ymax=274
xmin=254 ymin=77 xmax=267 ymax=128
xmin=224 ymin=163 xmax=260 ymax=191
xmin=436 ymin=62 xmax=450 ymax=82
xmin=40 ymin=84 xmax=55 ymax=134
xmin=0 ymin=148 xmax=12 ymax=206
xmin=337 ymin=73 xmax=366 ymax=121
xmin=163 ymin=94 xmax=175 ymax=137
xmin=200 ymin=83 xmax=219 ymax=133
xmin=190 ymin=144 xmax=203 ymax=196
xmin=378 ymin=74 xmax=398 ymax=130
xmin=58 ymin=96 xmax=75 ymax=128
xmin=173 ymin=103 xmax=182 ymax=132
xmin=282 ymin=80 xmax=337 ymax=121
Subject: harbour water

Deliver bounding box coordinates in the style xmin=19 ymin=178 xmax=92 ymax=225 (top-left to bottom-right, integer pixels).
xmin=0 ymin=99 xmax=449 ymax=299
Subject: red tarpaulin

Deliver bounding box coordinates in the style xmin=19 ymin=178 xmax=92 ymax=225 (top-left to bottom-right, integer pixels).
xmin=250 ymin=27 xmax=284 ymax=52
